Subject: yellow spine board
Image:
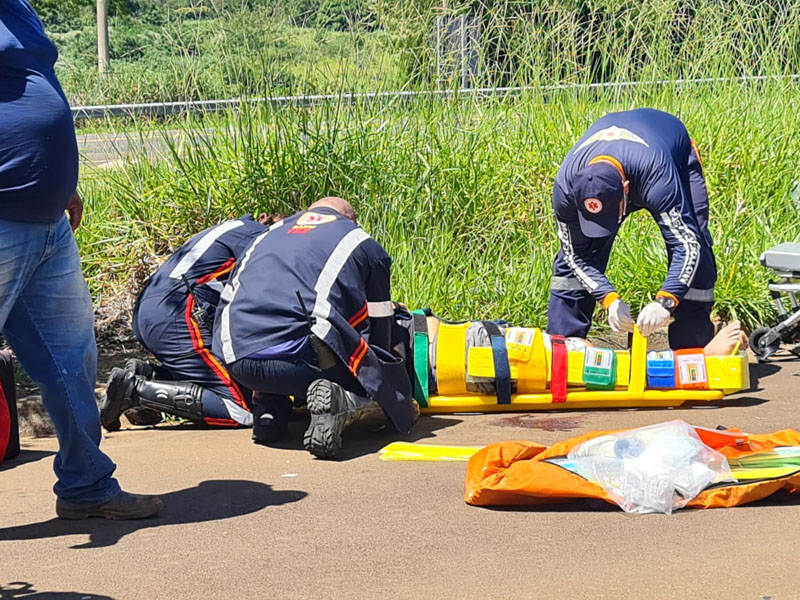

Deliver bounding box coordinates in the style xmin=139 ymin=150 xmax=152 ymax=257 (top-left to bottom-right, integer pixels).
xmin=421 ymin=389 xmax=725 ymax=413
xmin=517 ymin=327 xmax=548 ymax=393
xmin=436 ymin=322 xmax=469 ymax=395
xmin=627 ymin=327 xmax=647 ymax=400
xmin=468 ymin=328 xmax=549 ymax=392
xmin=467 ymin=346 xmax=499 ymax=378
xmin=545 ymin=350 xmax=586 ymax=386
xmin=706 ymin=352 xmax=750 ymax=394
xmin=615 ymin=351 xmax=631 ymax=387
xmin=430 ymin=323 xmax=745 ymax=413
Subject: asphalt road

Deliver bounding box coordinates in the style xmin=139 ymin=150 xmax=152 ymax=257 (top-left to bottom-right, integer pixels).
xmin=78 ymin=130 xmax=193 ymax=167
xmin=1 ymin=357 xmax=799 ymax=600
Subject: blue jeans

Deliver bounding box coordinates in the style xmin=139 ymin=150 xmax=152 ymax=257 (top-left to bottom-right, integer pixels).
xmin=0 ymin=217 xmax=120 ymax=503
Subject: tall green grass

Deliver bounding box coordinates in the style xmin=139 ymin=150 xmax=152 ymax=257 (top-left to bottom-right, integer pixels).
xmin=383 ymin=0 xmax=800 ymax=87
xmin=78 ymin=81 xmax=800 ymax=330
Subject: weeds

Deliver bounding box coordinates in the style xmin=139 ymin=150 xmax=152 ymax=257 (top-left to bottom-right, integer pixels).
xmin=77 ymin=81 xmax=800 ymax=330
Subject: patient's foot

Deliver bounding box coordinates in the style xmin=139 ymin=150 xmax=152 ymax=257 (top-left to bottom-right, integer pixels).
xmin=704 ymin=321 xmax=749 ymax=356
xmin=426 ymin=316 xmax=440 ymax=342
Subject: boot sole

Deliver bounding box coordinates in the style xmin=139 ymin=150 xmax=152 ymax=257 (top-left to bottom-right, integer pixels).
xmin=123 ymin=407 xmax=163 ymax=427
xmin=100 ymin=368 xmax=131 ymax=432
xmin=303 ymin=380 xmax=344 ymax=460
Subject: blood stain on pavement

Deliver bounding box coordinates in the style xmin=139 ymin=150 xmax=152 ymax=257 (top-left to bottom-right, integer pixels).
xmin=492 ymin=414 xmax=584 ymax=432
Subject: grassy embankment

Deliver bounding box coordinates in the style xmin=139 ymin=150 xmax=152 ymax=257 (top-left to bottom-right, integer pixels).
xmin=78 ymin=81 xmax=800 ymax=331
xmin=63 ymin=1 xmax=800 ymax=331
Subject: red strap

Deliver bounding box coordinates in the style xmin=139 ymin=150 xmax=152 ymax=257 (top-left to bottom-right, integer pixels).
xmin=0 ymin=383 xmax=10 ymax=462
xmin=550 ymin=335 xmax=568 ymax=403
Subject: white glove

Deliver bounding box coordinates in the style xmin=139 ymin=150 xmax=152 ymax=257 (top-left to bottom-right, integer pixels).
xmin=637 ymin=302 xmax=672 ymax=337
xmin=607 ymin=298 xmax=635 ymax=333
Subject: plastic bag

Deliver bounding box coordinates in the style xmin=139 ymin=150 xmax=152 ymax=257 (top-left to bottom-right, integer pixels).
xmin=565 ymin=420 xmax=733 ymax=514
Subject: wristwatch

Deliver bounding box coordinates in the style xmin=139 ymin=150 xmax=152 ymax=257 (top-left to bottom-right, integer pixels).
xmin=656 ymin=295 xmax=677 ymax=314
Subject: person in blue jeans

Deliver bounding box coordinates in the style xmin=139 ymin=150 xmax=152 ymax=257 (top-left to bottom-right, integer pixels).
xmin=0 ymin=0 xmax=161 ymax=519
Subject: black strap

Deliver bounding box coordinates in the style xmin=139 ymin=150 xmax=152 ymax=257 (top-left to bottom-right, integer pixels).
xmin=412 ymin=313 xmax=428 ymax=336
xmin=481 ymin=321 xmax=511 ymax=405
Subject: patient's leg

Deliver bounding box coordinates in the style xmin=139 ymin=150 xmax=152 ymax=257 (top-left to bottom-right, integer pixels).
xmin=703 ymin=321 xmax=749 ymax=356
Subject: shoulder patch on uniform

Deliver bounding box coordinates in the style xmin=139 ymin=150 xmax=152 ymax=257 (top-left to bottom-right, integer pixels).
xmin=287 ymin=225 xmax=314 ymax=234
xmin=576 ymin=126 xmax=649 ymax=151
xmin=584 ymin=198 xmax=603 ymax=214
xmin=297 ymin=211 xmax=337 ymax=226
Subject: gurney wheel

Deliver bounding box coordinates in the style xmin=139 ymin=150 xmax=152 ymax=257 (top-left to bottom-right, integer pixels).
xmin=750 ymin=327 xmax=780 ymax=362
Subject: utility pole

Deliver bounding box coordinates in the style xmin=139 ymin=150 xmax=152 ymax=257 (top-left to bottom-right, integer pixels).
xmin=96 ymin=0 xmax=109 ymax=74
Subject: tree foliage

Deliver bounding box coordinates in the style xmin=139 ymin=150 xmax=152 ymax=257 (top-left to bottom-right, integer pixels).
xmin=32 ymin=0 xmax=136 ymax=29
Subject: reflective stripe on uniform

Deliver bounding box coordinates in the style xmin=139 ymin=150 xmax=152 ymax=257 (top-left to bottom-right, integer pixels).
xmin=205 ymin=280 xmax=224 ymax=293
xmin=221 ymin=397 xmax=253 ymax=426
xmin=684 ymin=287 xmax=715 ymax=302
xmin=219 ymin=220 xmax=285 ymax=363
xmin=310 ymin=229 xmax=371 ymax=341
xmin=550 ymin=276 xmax=587 ymax=291
xmin=367 ymin=301 xmax=394 ymax=317
xmin=659 ymin=208 xmax=701 ymax=288
xmin=169 ymin=220 xmax=245 ymax=280
xmin=555 ymin=220 xmax=599 ymax=292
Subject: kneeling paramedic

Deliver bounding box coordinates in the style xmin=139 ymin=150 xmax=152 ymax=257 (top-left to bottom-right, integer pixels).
xmin=213 ymin=197 xmax=417 ymax=460
xmin=546 ymin=108 xmax=717 ymax=348
xmin=101 ymin=214 xmax=276 ymax=431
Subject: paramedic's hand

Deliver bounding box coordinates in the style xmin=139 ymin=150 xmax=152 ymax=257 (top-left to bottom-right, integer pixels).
xmin=637 ymin=302 xmax=672 ymax=337
xmin=607 ymin=298 xmax=635 ymax=333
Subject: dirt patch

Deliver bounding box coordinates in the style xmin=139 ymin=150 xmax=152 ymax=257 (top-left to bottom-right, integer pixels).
xmin=587 ymin=330 xmax=669 ymax=350
xmin=5 ymin=313 xmax=147 ymax=437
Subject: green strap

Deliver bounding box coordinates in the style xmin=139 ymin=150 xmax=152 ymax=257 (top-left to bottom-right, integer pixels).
xmin=411 ymin=311 xmax=429 ymax=407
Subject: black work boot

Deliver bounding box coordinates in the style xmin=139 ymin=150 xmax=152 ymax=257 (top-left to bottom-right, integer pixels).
xmin=101 ymin=372 xmax=204 ymax=432
xmin=303 ymin=379 xmax=386 ymax=460
xmin=134 ymin=379 xmax=204 ymax=422
xmin=101 ymin=368 xmax=138 ymax=432
xmin=251 ymin=394 xmax=292 ymax=446
xmin=121 ymin=359 xmax=165 ymax=425
xmin=123 ymin=358 xmax=155 ymax=379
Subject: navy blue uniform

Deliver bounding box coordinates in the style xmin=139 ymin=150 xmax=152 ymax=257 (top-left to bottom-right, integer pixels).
xmin=133 ymin=216 xmax=266 ymax=426
xmin=547 ymin=109 xmax=717 ymax=349
xmin=214 ymin=207 xmax=415 ymax=435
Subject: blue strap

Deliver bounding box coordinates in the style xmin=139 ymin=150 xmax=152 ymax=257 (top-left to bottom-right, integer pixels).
xmin=482 ymin=322 xmax=511 ymax=405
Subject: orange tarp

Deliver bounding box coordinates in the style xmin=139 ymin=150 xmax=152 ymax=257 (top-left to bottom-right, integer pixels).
xmin=465 ymin=427 xmax=800 ymax=509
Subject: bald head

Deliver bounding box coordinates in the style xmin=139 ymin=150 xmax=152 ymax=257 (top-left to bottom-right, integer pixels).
xmin=308 ymin=196 xmax=356 ymax=223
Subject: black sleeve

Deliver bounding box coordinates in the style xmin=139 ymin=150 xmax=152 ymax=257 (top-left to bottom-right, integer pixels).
xmin=364 ymin=255 xmax=393 ymax=352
